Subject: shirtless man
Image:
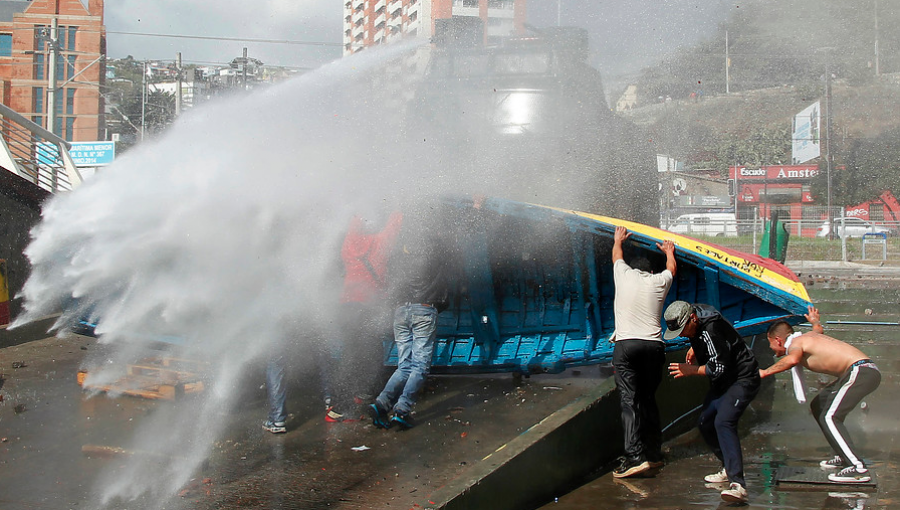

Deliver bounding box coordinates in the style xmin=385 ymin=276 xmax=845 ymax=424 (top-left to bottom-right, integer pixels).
xmin=762 ymin=306 xmax=881 ymax=483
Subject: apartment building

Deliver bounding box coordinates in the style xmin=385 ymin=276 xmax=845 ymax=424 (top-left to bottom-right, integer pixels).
xmin=342 ymin=0 xmax=526 ymax=55
xmin=0 ymin=0 xmax=106 ymax=142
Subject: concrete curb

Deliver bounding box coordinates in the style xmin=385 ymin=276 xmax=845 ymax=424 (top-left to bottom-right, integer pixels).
xmin=0 ymin=314 xmax=59 ymax=349
xmin=423 ymin=350 xmax=708 ymax=510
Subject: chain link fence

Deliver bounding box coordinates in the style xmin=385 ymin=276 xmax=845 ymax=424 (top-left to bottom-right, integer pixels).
xmin=661 ymin=214 xmax=900 ymax=264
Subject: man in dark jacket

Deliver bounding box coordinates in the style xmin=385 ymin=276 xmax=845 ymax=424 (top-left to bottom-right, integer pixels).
xmin=665 ymin=301 xmax=760 ymax=504
xmin=369 ymin=218 xmax=451 ymax=430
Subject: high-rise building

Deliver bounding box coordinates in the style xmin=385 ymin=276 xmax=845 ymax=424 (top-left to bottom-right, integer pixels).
xmin=342 ymin=0 xmax=526 ymax=56
xmin=0 ymin=0 xmax=106 ymax=142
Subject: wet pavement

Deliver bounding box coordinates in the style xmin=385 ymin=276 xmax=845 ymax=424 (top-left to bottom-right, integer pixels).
xmin=540 ymin=286 xmax=900 ymax=510
xmin=0 ymin=329 xmax=606 ymax=510
xmin=0 ymin=285 xmax=897 ymax=510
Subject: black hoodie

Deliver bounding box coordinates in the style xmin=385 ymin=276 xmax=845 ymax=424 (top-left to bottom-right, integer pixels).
xmin=689 ymin=303 xmax=761 ymax=395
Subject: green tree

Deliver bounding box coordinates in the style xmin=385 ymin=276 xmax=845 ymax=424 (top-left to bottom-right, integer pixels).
xmin=119 ymin=88 xmax=176 ymax=137
xmin=705 ymin=125 xmax=792 ymax=176
xmin=814 ymin=127 xmax=900 ymax=205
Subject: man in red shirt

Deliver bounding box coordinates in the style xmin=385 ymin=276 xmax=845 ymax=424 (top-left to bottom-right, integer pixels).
xmin=321 ymin=211 xmax=402 ymax=421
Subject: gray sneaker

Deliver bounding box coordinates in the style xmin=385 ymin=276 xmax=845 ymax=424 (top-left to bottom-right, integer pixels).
xmin=820 ymin=455 xmax=845 ymax=469
xmin=262 ymin=420 xmax=286 ymax=434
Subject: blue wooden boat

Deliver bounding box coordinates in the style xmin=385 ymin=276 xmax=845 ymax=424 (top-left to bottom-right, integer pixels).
xmin=387 ymin=196 xmax=812 ymax=374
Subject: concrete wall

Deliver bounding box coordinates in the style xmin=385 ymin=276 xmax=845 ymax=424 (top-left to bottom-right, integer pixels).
xmin=424 ymin=349 xmax=710 ymax=510
xmin=426 ymin=341 xmax=774 ymax=510
xmin=0 ymin=179 xmax=44 ymax=323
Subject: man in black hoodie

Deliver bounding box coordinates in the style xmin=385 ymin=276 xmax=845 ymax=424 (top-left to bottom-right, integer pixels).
xmin=664 ymin=301 xmax=760 ymax=504
xmin=369 ymin=215 xmax=451 ymax=430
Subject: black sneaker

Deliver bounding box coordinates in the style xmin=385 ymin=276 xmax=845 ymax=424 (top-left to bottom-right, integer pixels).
xmin=828 ymin=466 xmax=871 ymax=483
xmin=391 ymin=412 xmax=416 ymax=430
xmin=613 ymin=457 xmax=650 ymax=478
xmin=820 ymin=455 xmax=845 ymax=469
xmin=368 ymin=403 xmax=391 ymax=429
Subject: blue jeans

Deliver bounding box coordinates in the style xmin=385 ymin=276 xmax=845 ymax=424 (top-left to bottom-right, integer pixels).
xmin=266 ymin=354 xmax=288 ymax=424
xmin=375 ymin=304 xmax=438 ymax=416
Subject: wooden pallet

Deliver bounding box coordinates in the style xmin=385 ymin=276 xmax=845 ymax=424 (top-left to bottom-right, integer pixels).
xmin=77 ymin=356 xmax=207 ymax=400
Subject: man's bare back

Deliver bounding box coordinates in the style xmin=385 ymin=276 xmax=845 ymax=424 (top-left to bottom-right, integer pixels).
xmin=761 ymin=306 xmax=869 ymax=379
xmin=787 ymin=332 xmax=868 ymax=378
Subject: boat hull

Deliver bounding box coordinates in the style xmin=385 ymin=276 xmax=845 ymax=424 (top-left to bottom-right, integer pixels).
xmin=386 ymin=197 xmax=811 ymax=374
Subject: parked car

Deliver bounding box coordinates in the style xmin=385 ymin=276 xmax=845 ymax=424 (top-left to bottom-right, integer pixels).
xmin=666 ymin=213 xmax=738 ymax=237
xmin=815 ymin=218 xmax=891 ymax=238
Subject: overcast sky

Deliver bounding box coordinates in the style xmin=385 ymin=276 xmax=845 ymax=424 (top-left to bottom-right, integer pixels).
xmin=105 ymin=0 xmax=734 ymax=84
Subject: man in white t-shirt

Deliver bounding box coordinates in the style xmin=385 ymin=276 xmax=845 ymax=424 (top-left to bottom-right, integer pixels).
xmin=611 ymin=226 xmax=677 ymax=478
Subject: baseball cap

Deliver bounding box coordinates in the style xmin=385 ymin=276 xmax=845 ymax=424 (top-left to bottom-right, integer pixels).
xmin=663 ymin=301 xmax=693 ymax=340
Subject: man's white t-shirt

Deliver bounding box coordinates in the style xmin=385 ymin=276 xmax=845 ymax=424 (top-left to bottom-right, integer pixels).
xmin=612 ymin=259 xmax=673 ymax=342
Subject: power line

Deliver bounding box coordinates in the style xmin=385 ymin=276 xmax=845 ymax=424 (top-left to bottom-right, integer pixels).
xmin=107 ymin=30 xmax=342 ymax=48
xmin=8 ymin=25 xmax=342 ymax=47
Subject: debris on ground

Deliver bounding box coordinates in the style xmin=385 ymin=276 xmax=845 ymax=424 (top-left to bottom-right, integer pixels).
xmin=81 ymin=444 xmax=132 ymax=458
xmin=11 ymin=361 xmax=27 ymax=369
xmin=351 ymin=445 xmax=371 ymax=452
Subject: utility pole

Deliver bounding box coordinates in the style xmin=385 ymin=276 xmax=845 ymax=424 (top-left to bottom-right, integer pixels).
xmin=46 ymin=2 xmax=61 ymax=135
xmin=874 ymin=0 xmax=880 ymax=76
xmin=176 ymin=52 xmax=183 ymax=117
xmin=141 ymin=61 xmax=147 ymax=141
xmin=242 ymin=47 xmax=248 ymax=90
xmin=825 ymin=51 xmax=834 ymax=239
xmin=725 ymin=31 xmax=730 ymax=94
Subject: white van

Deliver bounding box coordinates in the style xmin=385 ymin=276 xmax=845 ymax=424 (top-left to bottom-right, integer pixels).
xmin=666 ymin=213 xmax=738 ymax=237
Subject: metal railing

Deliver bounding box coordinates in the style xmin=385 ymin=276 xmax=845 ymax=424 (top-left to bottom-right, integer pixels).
xmin=0 ymin=103 xmax=82 ymax=194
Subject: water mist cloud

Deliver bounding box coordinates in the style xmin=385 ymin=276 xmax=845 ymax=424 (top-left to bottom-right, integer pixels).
xmin=17 ymin=41 xmax=470 ymax=507
xmin=16 ymin=33 xmax=652 ymax=506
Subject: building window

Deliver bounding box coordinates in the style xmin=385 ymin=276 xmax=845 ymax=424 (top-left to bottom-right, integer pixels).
xmin=66 ymin=55 xmax=77 ymax=80
xmin=65 ymin=117 xmax=75 ymax=141
xmin=67 ymin=26 xmax=77 ymax=51
xmin=34 ymin=53 xmax=45 ymax=80
xmin=56 ymin=54 xmax=65 ymax=80
xmin=66 ymin=88 xmax=75 ymax=115
xmin=0 ymin=34 xmax=11 ymax=57
xmin=33 ymin=87 xmax=44 ymax=114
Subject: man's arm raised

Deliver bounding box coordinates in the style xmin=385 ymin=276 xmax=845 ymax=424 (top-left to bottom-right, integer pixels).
xmin=612 ymin=226 xmax=631 ymax=263
xmin=806 ymin=305 xmax=824 ymax=334
xmin=656 ymin=239 xmax=677 ymax=276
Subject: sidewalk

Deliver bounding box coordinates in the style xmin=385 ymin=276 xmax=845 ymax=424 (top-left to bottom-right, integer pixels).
xmin=786 ymin=260 xmax=900 ymax=286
